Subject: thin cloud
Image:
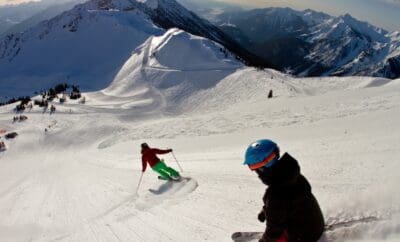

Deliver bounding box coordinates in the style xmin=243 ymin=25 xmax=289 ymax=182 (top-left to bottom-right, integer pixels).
xmin=379 ymin=0 xmax=400 ymax=5
xmin=0 ymin=0 xmax=38 ymax=5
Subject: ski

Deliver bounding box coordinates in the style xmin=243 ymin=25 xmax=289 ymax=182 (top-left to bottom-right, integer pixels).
xmin=232 ymin=215 xmax=384 ymax=241
xmin=157 ymin=176 xmax=182 ymax=181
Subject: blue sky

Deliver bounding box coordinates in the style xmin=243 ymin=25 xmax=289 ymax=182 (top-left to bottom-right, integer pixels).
xmin=217 ymin=0 xmax=400 ymax=31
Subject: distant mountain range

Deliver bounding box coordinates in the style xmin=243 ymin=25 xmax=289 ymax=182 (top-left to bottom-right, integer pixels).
xmin=0 ymin=0 xmax=87 ymax=36
xmin=0 ymin=0 xmax=262 ymax=99
xmin=0 ymin=0 xmax=398 ymax=100
xmin=215 ymin=8 xmax=400 ymax=78
xmin=0 ymin=0 xmax=86 ymax=38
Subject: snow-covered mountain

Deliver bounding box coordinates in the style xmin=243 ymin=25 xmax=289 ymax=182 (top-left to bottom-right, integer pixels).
xmin=0 ymin=0 xmax=267 ymax=100
xmin=0 ymin=0 xmax=163 ymax=100
xmin=216 ymin=8 xmax=400 ymax=78
xmin=99 ymin=27 xmax=243 ymax=114
xmin=0 ymin=21 xmax=400 ymax=241
xmin=0 ymin=0 xmax=83 ymax=36
xmin=0 ymin=0 xmax=86 ymax=38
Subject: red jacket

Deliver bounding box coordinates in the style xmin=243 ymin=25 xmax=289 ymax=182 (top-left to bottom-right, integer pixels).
xmin=141 ymin=147 xmax=172 ymax=172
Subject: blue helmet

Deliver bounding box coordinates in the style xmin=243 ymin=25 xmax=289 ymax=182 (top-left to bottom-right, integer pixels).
xmin=244 ymin=139 xmax=280 ymax=170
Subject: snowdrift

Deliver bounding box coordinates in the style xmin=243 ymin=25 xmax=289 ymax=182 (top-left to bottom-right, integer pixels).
xmin=93 ymin=28 xmax=242 ymax=113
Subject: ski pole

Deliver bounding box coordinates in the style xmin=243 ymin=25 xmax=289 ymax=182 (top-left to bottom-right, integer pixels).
xmin=135 ymin=172 xmax=144 ymax=195
xmin=171 ymin=151 xmax=184 ymax=172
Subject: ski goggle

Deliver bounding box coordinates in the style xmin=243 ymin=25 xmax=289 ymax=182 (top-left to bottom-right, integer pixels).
xmin=248 ymin=152 xmax=278 ymax=171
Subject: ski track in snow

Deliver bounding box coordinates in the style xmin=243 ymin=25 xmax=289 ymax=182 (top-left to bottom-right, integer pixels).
xmin=1 ymin=29 xmax=400 ymax=241
xmin=1 ymin=75 xmax=400 ymax=241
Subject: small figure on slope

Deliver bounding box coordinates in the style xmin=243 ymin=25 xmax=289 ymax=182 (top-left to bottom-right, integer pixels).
xmin=141 ymin=143 xmax=180 ymax=181
xmin=50 ymin=104 xmax=56 ymax=114
xmin=244 ymin=139 xmax=324 ymax=242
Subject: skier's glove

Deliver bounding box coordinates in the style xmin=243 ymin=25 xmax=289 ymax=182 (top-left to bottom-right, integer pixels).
xmin=258 ymin=211 xmax=266 ymax=223
xmin=168 ymin=149 xmax=173 ymax=152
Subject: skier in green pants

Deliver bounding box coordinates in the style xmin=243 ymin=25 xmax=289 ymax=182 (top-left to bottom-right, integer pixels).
xmin=141 ymin=143 xmax=180 ymax=181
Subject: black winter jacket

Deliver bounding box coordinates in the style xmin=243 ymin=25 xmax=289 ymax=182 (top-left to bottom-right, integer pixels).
xmin=257 ymin=153 xmax=324 ymax=242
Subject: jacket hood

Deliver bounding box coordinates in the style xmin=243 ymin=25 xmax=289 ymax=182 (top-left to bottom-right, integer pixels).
xmin=257 ymin=152 xmax=300 ymax=186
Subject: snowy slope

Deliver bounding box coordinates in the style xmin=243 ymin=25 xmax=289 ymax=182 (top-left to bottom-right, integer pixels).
xmin=87 ymin=28 xmax=242 ymax=114
xmin=1 ymin=0 xmax=86 ymax=38
xmin=1 ymin=22 xmax=400 ymax=241
xmin=0 ymin=0 xmax=264 ymax=101
xmin=0 ymin=0 xmax=89 ymax=37
xmin=0 ymin=0 xmax=164 ymax=100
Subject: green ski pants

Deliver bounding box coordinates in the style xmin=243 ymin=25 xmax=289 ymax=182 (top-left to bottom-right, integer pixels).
xmin=152 ymin=160 xmax=180 ymax=179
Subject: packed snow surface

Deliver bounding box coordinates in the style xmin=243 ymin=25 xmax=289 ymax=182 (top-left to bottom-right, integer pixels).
xmin=1 ymin=28 xmax=400 ymax=242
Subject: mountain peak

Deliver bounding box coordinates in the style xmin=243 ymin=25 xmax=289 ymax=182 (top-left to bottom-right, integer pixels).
xmin=0 ymin=0 xmax=264 ymax=98
xmin=104 ymin=27 xmax=242 ymax=98
xmin=301 ymin=8 xmax=331 ymax=25
xmin=342 ymin=13 xmax=353 ymax=19
xmin=337 ymin=13 xmax=388 ymax=42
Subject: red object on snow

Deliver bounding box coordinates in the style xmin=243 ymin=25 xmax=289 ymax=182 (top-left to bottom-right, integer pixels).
xmin=141 ymin=147 xmax=172 ymax=172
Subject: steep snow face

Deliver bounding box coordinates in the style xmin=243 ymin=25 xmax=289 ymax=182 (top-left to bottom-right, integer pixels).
xmin=391 ymin=31 xmax=400 ymax=41
xmin=0 ymin=0 xmax=164 ymax=99
xmin=389 ymin=31 xmax=400 ymax=56
xmin=306 ymin=14 xmax=388 ymax=43
xmin=340 ymin=14 xmax=388 ymax=42
xmin=151 ymin=29 xmax=239 ymax=70
xmin=102 ymin=28 xmax=242 ymax=111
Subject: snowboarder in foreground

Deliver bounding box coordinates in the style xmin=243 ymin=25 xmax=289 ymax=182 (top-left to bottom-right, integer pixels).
xmin=141 ymin=143 xmax=181 ymax=181
xmin=244 ymin=139 xmax=324 ymax=242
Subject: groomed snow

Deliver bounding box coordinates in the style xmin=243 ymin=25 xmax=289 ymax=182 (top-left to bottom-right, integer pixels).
xmin=1 ymin=28 xmax=400 ymax=242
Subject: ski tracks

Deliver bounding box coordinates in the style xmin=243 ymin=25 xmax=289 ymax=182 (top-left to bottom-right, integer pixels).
xmin=137 ymin=177 xmax=198 ymax=210
xmin=321 ymin=211 xmax=400 ymax=241
xmin=59 ymin=177 xmax=199 ymax=241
